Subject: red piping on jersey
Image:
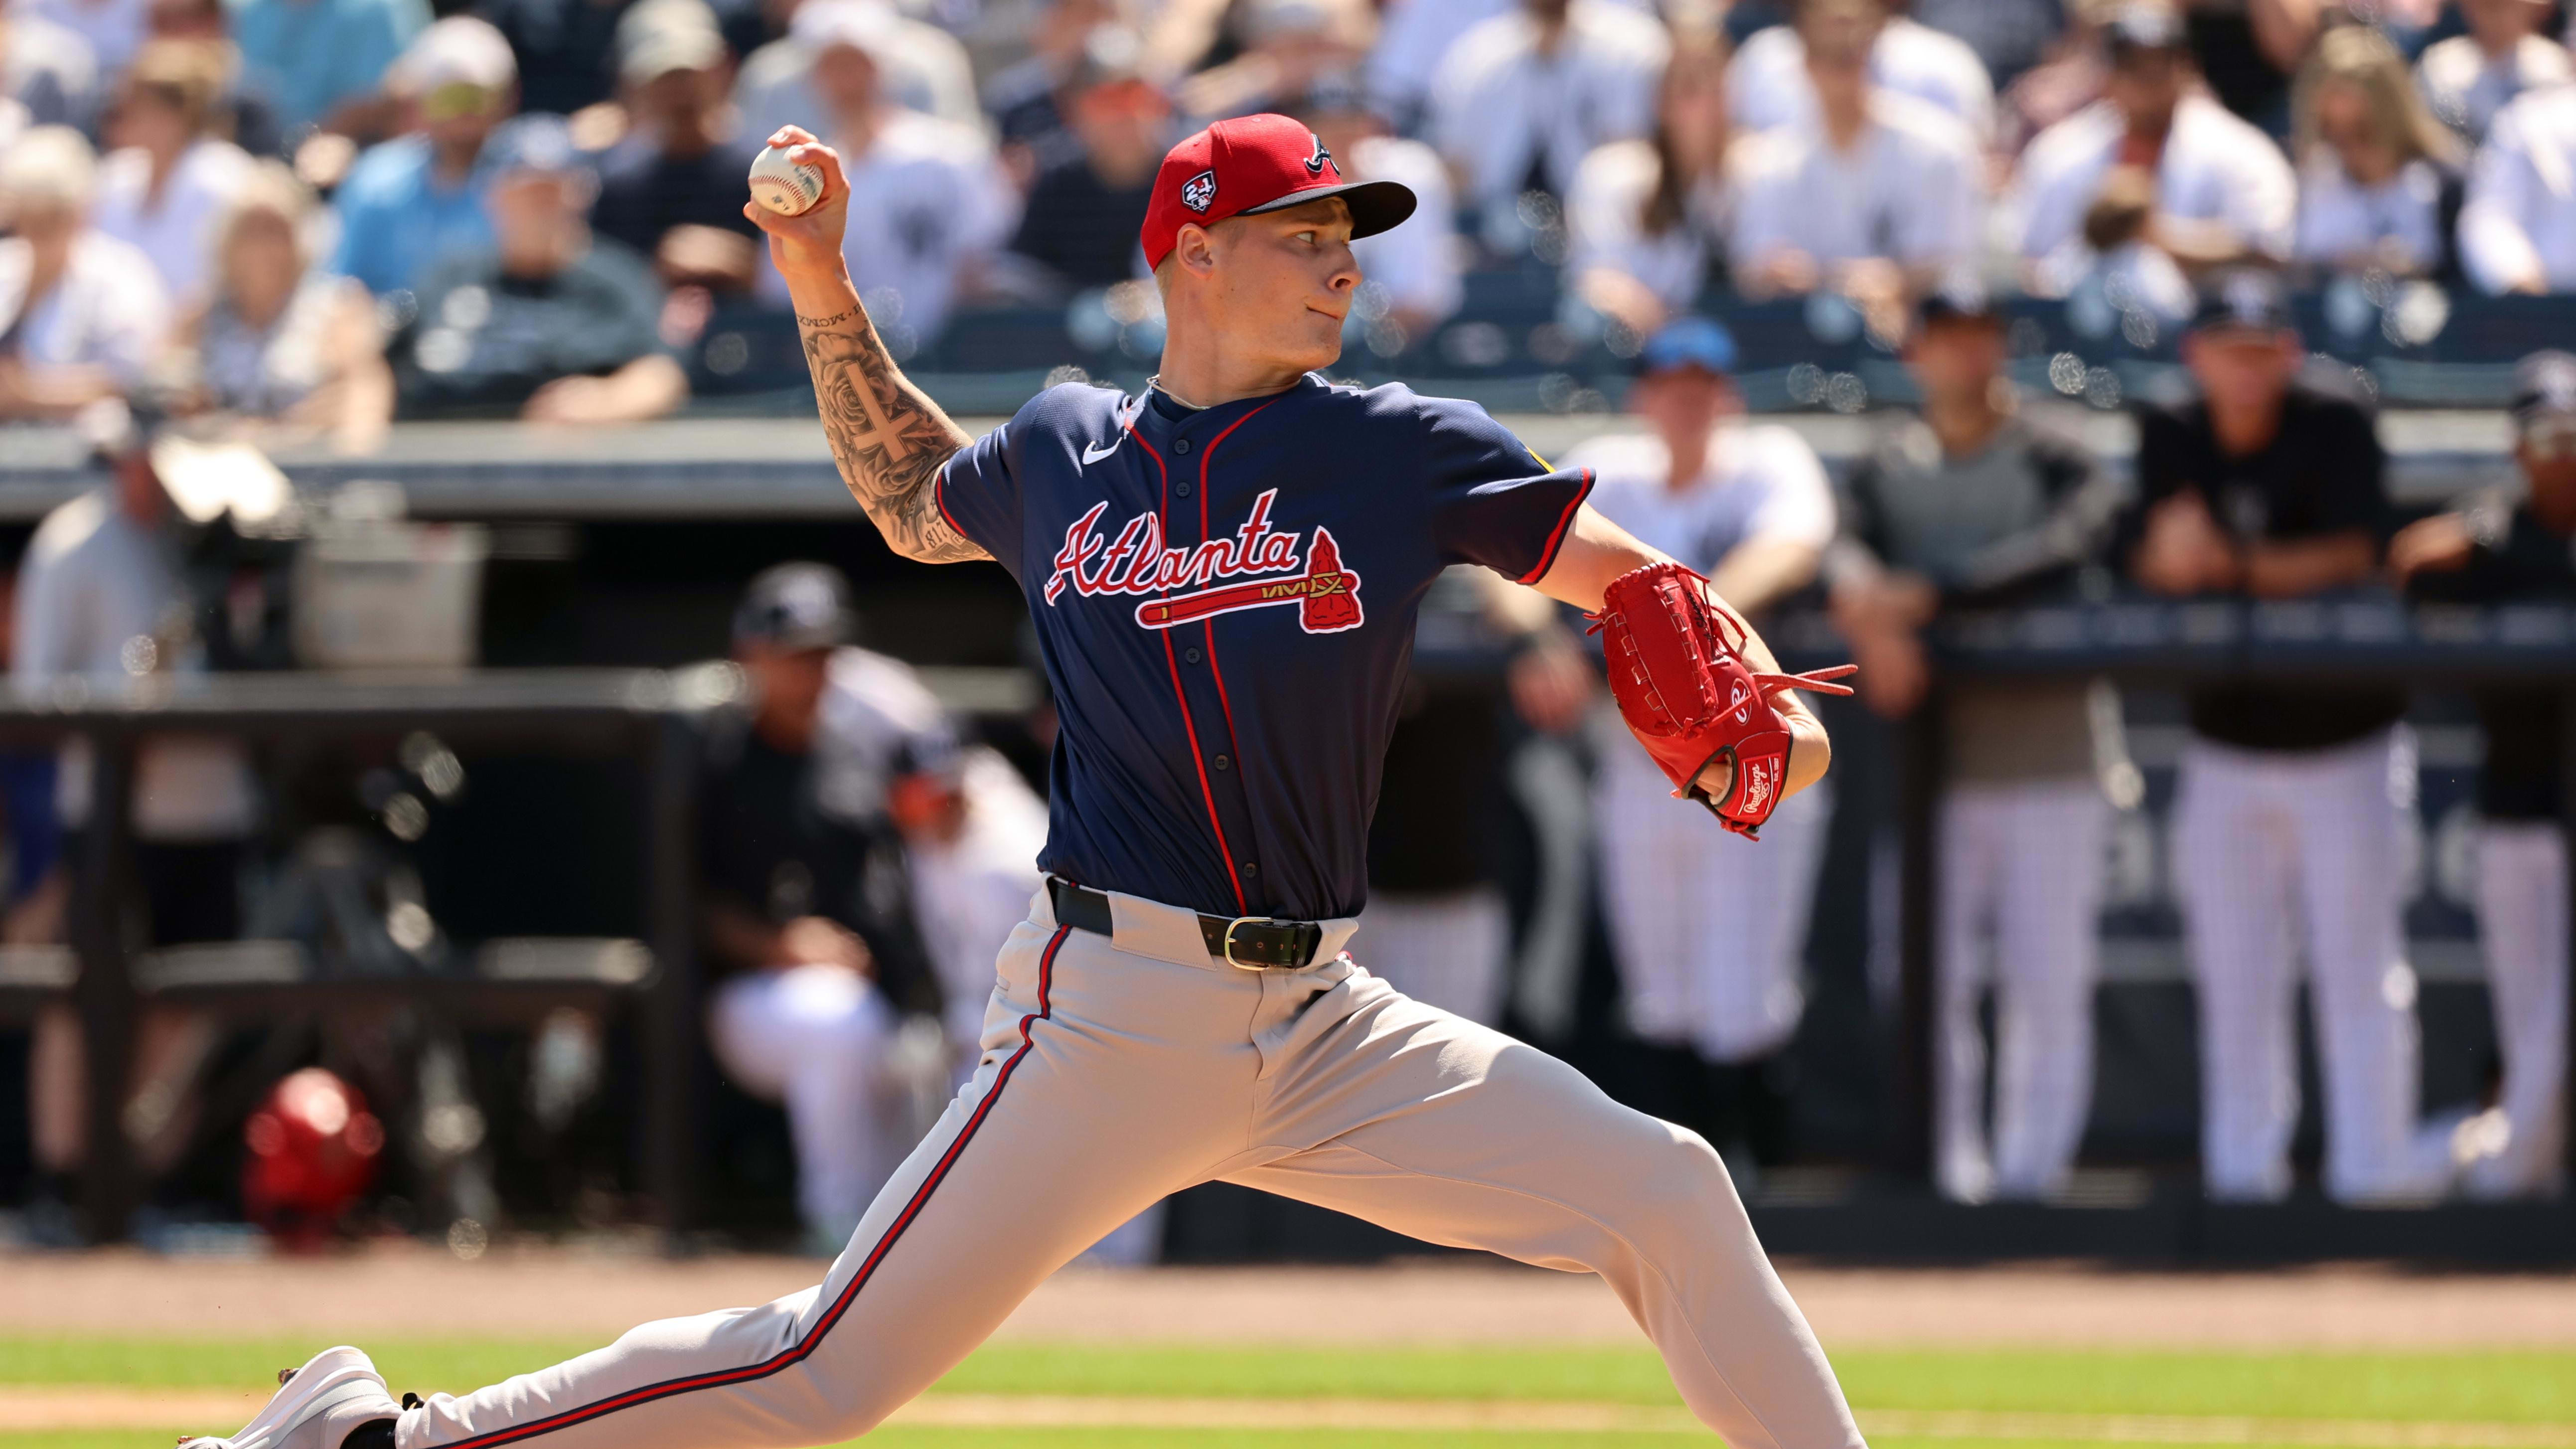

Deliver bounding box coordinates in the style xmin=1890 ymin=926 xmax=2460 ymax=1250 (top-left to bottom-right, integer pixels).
xmin=933 ymin=471 xmax=967 ymax=543
xmin=437 ymin=925 xmax=1072 ymax=1448
xmin=1125 ymin=414 xmax=1250 ymax=917
xmin=1516 ymin=469 xmax=1595 ymax=586
xmin=1194 ymin=402 xmax=1276 ymax=764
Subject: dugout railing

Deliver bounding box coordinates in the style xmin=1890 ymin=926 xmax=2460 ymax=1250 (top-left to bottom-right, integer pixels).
xmin=0 ymin=669 xmax=714 ymax=1246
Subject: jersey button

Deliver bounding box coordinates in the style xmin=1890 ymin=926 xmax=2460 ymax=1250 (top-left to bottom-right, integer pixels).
xmin=1213 ymin=754 xmax=1231 ymax=771
xmin=1174 ymin=438 xmax=1194 ymax=454
xmin=1240 ymin=861 xmax=1259 ymax=877
xmin=1184 ymin=647 xmax=1201 ymax=663
xmin=1175 ymin=482 xmax=1193 ymax=496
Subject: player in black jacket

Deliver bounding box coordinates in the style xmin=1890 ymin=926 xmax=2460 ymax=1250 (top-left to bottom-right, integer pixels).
xmin=2391 ymin=349 xmax=2576 ymax=1200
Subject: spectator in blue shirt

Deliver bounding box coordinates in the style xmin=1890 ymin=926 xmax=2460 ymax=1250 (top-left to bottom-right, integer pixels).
xmin=226 ymin=0 xmax=425 ymax=139
xmin=327 ymin=14 xmax=515 ymax=296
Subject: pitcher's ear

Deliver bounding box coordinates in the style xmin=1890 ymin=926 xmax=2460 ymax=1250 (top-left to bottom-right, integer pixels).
xmin=1173 ymin=221 xmax=1219 ymax=275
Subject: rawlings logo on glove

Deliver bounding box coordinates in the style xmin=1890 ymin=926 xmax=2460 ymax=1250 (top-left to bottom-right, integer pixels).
xmin=1588 ymin=562 xmax=1856 ymax=838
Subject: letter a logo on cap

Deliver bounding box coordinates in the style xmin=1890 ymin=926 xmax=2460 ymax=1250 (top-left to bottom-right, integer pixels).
xmin=1181 ymin=168 xmax=1216 ymax=213
xmin=1305 ymin=133 xmax=1333 ymax=176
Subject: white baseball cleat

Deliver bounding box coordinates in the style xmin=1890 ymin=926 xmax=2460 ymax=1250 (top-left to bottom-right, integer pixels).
xmin=177 ymin=1346 xmax=399 ymax=1449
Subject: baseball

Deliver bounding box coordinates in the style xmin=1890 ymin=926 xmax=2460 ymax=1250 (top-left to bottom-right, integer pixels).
xmin=748 ymin=143 xmax=826 ymax=216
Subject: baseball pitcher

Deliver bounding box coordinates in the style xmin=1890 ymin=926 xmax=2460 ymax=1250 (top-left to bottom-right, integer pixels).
xmin=185 ymin=114 xmax=1866 ymax=1449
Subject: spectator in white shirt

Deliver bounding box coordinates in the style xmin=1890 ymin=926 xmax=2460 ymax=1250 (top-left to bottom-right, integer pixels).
xmin=90 ymin=39 xmax=256 ymax=307
xmin=0 ymin=127 xmax=168 ymax=421
xmin=735 ymin=0 xmax=981 ymax=140
xmin=2290 ymin=24 xmax=2459 ymax=281
xmin=1567 ymin=26 xmax=1732 ymax=337
xmin=1728 ymin=0 xmax=1982 ymax=319
xmin=2460 ymin=82 xmax=2576 ymax=294
xmin=1298 ymin=77 xmax=1462 ymax=347
xmin=1729 ymin=0 xmax=1994 ymax=146
xmin=2006 ymin=2 xmax=2294 ymax=298
xmin=1425 ymin=0 xmax=1670 ymax=219
xmin=758 ymin=3 xmax=1016 ymax=349
xmin=2418 ymin=0 xmax=2570 ymax=145
xmin=1361 ymin=0 xmax=1654 ymax=134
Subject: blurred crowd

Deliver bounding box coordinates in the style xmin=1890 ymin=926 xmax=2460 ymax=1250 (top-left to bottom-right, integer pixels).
xmin=19 ymin=0 xmax=2576 ymax=435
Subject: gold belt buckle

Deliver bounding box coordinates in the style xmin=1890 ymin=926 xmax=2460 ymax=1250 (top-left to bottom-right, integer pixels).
xmin=1221 ymin=916 xmax=1282 ymax=970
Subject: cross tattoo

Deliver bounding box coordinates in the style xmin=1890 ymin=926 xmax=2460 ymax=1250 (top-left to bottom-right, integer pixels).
xmin=838 ymin=370 xmax=913 ymax=463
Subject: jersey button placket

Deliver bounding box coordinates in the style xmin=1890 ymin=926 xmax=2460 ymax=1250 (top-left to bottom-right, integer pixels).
xmin=1166 ymin=400 xmax=1271 ymax=916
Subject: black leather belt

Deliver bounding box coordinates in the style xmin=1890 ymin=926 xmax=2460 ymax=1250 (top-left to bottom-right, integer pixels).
xmin=1046 ymin=877 xmax=1325 ymax=970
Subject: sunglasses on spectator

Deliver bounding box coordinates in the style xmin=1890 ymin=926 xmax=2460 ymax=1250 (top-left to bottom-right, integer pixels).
xmin=2522 ymin=417 xmax=2576 ymax=459
xmin=421 ymin=82 xmax=498 ymax=122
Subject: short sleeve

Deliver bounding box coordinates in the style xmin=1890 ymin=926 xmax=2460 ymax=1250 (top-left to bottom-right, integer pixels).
xmin=1421 ymin=399 xmax=1594 ymax=583
xmin=1742 ymin=429 xmax=1836 ymax=549
xmin=936 ymin=416 xmax=1024 ymax=574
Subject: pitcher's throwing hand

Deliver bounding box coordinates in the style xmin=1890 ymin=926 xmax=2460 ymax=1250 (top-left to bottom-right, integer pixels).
xmin=742 ymin=126 xmax=852 ymax=281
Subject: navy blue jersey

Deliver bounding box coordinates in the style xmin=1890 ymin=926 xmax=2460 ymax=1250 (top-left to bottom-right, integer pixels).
xmin=937 ymin=374 xmax=1591 ymax=921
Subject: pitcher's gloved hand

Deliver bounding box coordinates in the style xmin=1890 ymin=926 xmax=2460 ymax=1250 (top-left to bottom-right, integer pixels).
xmin=1588 ymin=561 xmax=1856 ymax=837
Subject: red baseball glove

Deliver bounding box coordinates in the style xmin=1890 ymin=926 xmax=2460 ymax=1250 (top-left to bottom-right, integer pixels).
xmin=1589 ymin=562 xmax=1856 ymax=838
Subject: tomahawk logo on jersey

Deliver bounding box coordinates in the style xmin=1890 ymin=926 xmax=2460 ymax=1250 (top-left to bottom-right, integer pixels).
xmin=935 ymin=374 xmax=1591 ymax=920
xmin=1044 ymin=488 xmax=1365 ymax=634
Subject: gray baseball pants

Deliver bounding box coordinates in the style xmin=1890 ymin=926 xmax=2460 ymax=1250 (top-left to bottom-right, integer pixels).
xmin=399 ymin=886 xmax=1866 ymax=1449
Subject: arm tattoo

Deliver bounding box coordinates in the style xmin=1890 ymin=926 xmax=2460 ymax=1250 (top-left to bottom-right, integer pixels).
xmin=800 ymin=315 xmax=988 ymax=564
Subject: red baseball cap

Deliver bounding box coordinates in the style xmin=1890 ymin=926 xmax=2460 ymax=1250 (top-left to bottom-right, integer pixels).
xmin=1139 ymin=112 xmax=1416 ymax=271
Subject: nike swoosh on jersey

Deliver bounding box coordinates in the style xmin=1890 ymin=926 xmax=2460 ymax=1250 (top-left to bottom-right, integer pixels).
xmin=1080 ymin=439 xmax=1121 ymax=465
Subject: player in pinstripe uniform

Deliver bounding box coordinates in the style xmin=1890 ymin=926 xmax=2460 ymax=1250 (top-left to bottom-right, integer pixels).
xmin=1566 ymin=317 xmax=1838 ymax=1170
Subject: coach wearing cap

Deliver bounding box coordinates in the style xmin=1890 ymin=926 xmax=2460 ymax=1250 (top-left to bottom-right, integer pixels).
xmin=2390 ymin=349 xmax=2576 ymax=1199
xmin=2124 ymin=268 xmax=2448 ymax=1205
xmin=700 ymin=563 xmax=960 ymax=1253
xmin=1831 ymin=288 xmax=2126 ymax=1204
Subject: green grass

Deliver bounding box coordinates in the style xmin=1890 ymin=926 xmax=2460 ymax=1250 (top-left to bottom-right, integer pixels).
xmin=1832 ymin=1350 xmax=2576 ymax=1423
xmin=5 ymin=1339 xmax=2572 ymax=1449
